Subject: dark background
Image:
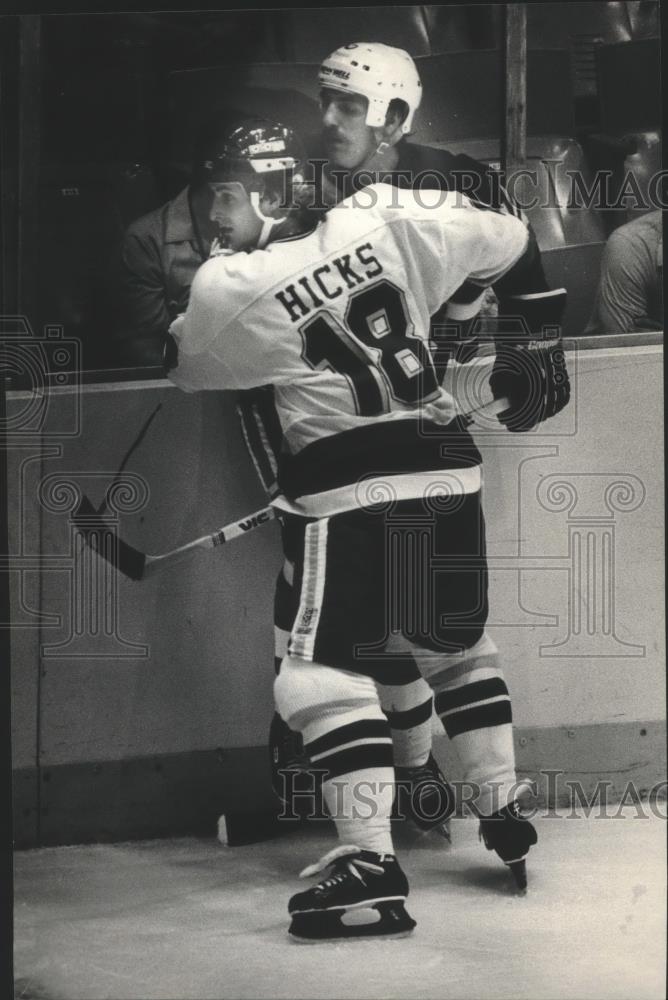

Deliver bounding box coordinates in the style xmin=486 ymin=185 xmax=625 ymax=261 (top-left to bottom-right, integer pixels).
xmin=0 ymin=2 xmax=662 ymax=368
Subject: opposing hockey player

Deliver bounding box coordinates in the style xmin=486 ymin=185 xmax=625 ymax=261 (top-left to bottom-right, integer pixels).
xmin=166 ymin=119 xmax=569 ymax=938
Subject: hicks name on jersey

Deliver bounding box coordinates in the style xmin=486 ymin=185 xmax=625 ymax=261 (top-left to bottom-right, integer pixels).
xmin=275 ymin=242 xmax=383 ymax=323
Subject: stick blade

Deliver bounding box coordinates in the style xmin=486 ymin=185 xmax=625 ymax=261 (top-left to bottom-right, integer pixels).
xmin=73 ymin=495 xmax=147 ymax=581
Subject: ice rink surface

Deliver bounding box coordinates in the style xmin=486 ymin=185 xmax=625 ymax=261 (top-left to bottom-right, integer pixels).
xmin=13 ymin=808 xmax=666 ymax=1000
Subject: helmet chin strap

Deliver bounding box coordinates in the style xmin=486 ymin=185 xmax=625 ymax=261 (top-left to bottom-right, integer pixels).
xmin=360 ymin=134 xmax=400 ymax=175
xmin=250 ymin=191 xmax=285 ymax=249
xmin=372 ymin=123 xmax=403 ymax=162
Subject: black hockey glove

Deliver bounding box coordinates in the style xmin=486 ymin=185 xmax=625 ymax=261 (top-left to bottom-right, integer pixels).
xmin=489 ymin=289 xmax=570 ymax=432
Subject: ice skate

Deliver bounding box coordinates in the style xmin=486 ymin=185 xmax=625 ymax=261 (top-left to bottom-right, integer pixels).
xmin=288 ymin=845 xmax=416 ymax=940
xmin=395 ymin=753 xmax=455 ymax=841
xmin=479 ymin=799 xmax=538 ymax=893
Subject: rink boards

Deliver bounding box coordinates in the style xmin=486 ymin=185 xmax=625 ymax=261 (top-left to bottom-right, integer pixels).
xmin=8 ymin=335 xmax=665 ymax=845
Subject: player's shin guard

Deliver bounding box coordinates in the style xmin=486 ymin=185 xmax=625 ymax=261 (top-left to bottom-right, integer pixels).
xmin=417 ymin=636 xmax=518 ymax=815
xmin=274 ymin=656 xmax=396 ymax=854
xmin=378 ymin=678 xmax=434 ymax=767
xmin=377 ymin=645 xmax=453 ymax=838
xmin=269 ymin=567 xmax=315 ymax=813
xmin=380 ymin=674 xmax=454 ymax=836
xmin=417 ymin=635 xmax=537 ymax=888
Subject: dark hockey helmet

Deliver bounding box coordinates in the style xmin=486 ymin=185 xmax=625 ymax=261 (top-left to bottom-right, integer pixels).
xmin=201 ymin=119 xmax=305 ymax=192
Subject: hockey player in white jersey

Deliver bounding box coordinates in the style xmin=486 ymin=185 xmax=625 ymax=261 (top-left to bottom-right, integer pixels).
xmin=166 ymin=120 xmax=570 ymax=939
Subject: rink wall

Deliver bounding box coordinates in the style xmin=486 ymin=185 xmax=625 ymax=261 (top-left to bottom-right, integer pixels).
xmin=9 ymin=335 xmax=665 ymax=847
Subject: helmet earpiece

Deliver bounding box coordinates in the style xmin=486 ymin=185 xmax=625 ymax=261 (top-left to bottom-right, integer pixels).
xmin=249 ymin=190 xmax=284 ymax=249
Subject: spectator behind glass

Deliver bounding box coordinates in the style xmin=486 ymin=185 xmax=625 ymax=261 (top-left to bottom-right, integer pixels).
xmin=111 ymin=117 xmax=244 ymax=367
xmin=587 ymin=211 xmax=663 ymax=334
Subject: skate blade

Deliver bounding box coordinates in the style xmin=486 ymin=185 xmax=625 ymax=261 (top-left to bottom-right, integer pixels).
xmin=507 ymin=860 xmax=528 ymax=894
xmin=406 ymin=804 xmax=455 ymax=839
xmin=392 ymin=818 xmax=452 ymax=851
xmin=289 ymin=902 xmax=416 ymax=941
xmin=433 ymin=820 xmax=452 ymax=843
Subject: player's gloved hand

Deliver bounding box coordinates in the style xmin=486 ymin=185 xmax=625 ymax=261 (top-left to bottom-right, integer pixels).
xmin=489 ymin=289 xmax=570 ymax=432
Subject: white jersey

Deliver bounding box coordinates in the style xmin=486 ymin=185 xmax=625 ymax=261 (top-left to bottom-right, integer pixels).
xmin=169 ymin=184 xmax=528 ymax=512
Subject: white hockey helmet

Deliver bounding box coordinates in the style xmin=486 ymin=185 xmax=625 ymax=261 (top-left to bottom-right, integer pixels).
xmin=318 ymin=43 xmax=422 ymax=134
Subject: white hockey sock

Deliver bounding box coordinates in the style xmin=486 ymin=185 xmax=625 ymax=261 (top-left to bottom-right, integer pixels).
xmin=389 ymin=722 xmax=431 ymax=770
xmin=434 ymin=667 xmax=517 ymax=815
xmin=410 ymin=634 xmax=520 ymax=815
xmin=322 ymin=767 xmax=395 ymax=855
xmin=275 ymin=657 xmax=396 ymax=856
xmin=301 ymin=706 xmax=396 ymax=855
xmin=449 ymin=724 xmax=517 ymax=816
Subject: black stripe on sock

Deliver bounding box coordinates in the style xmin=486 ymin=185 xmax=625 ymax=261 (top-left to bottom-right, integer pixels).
xmin=384 ymin=698 xmax=433 ymax=731
xmin=434 ymin=677 xmax=508 ymax=716
xmin=441 ymin=699 xmax=512 ymax=738
xmin=305 ymin=719 xmax=390 ymax=759
xmin=317 ymin=743 xmax=395 ymax=780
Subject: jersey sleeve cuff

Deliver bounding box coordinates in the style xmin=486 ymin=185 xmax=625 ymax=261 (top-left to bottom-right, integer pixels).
xmin=445 ymin=294 xmax=486 ymax=321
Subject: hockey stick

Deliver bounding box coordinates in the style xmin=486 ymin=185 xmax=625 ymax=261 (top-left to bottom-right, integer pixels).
xmin=74 ymin=396 xmax=509 ymax=582
xmin=74 ymin=497 xmax=276 ymax=581
xmin=460 ymin=395 xmax=509 ymax=427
